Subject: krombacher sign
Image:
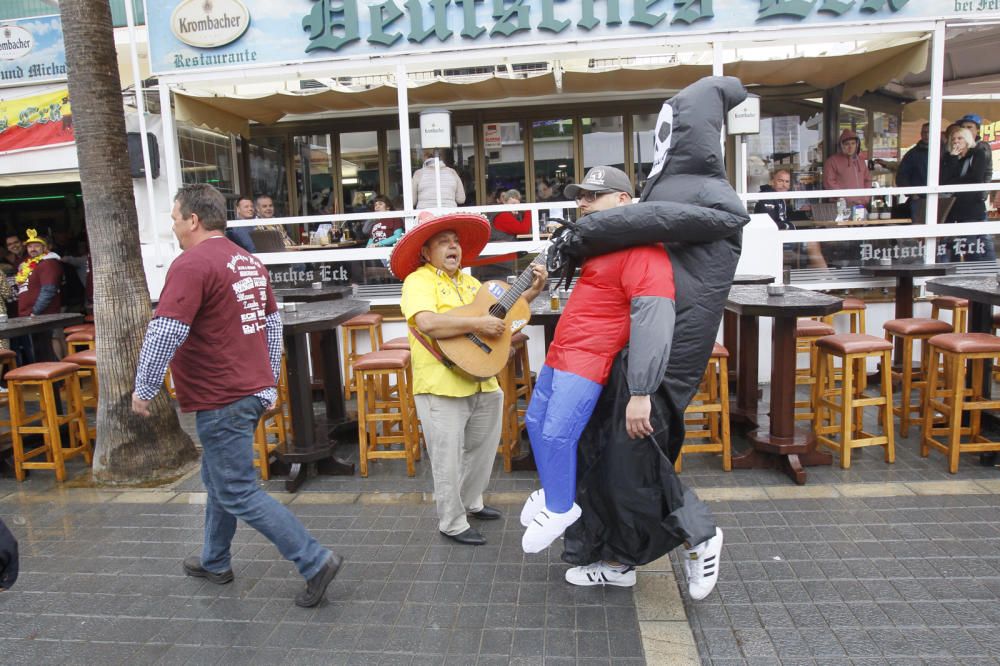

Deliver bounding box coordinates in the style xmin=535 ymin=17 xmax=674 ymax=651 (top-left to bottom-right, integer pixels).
xmin=147 ymin=0 xmax=1000 ymax=75
xmin=171 ymin=0 xmax=250 ymax=48
xmin=0 ymin=25 xmax=33 ymax=61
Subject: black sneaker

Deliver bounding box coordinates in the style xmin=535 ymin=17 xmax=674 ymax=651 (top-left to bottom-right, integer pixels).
xmin=182 ymin=556 xmax=234 ymax=584
xmin=295 ymin=553 xmax=343 ymax=608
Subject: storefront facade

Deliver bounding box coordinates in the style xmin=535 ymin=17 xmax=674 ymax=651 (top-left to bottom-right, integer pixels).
xmin=140 ymin=2 xmax=1000 ymax=293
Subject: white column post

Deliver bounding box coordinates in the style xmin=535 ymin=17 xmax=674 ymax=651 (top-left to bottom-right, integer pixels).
xmin=925 ymin=20 xmax=946 ymax=263
xmin=396 ymin=64 xmax=414 ymax=223
xmin=123 ymin=0 xmax=164 ymax=267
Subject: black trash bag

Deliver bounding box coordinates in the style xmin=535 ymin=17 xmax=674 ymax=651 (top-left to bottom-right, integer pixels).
xmin=558 ymin=76 xmax=751 ymax=566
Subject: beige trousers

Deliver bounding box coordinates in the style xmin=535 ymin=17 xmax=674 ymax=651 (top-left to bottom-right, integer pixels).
xmin=414 ymin=390 xmax=504 ymax=535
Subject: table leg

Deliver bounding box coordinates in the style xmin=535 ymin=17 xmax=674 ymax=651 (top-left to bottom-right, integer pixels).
xmin=892 ymin=276 xmax=915 ymax=365
xmin=723 ymin=310 xmax=738 ymax=388
xmin=730 ymin=314 xmax=760 ymax=427
xmin=732 ymin=315 xmax=831 ymax=484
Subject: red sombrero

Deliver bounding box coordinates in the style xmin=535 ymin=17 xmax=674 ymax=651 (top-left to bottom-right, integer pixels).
xmin=389 ymin=212 xmax=491 ymax=279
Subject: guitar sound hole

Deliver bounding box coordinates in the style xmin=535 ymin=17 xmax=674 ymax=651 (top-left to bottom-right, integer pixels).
xmin=488 ymin=304 xmax=508 ymax=319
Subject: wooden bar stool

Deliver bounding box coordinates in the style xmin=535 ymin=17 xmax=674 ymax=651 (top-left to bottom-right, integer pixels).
xmin=883 ymin=317 xmax=953 ymax=436
xmin=382 ymin=336 xmax=411 ymax=351
xmin=355 ymin=350 xmax=419 ymax=477
xmin=342 ymin=313 xmax=384 ymax=400
xmin=930 ymin=296 xmax=969 ymax=334
xmin=922 ymin=333 xmax=1000 ymax=473
xmin=62 ymin=350 xmax=98 ymax=441
xmin=813 ymin=334 xmax=895 ymax=469
xmin=8 ymin=362 xmax=91 ymax=482
xmin=63 ymin=323 xmax=94 ymax=336
xmin=497 ymin=347 xmax=522 ymax=472
xmin=0 ymin=349 xmax=18 ymax=439
xmin=65 ymin=330 xmax=95 ymax=355
xmin=677 ymin=342 xmax=731 ymax=472
xmin=511 ymin=331 xmax=533 ymax=422
xmin=253 ymin=404 xmax=285 ymax=481
xmin=795 ymin=318 xmax=835 ymax=421
xmin=822 ymin=296 xmax=867 ymax=334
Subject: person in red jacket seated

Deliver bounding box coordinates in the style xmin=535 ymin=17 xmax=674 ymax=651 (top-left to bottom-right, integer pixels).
xmin=491 ymin=189 xmax=533 ymax=239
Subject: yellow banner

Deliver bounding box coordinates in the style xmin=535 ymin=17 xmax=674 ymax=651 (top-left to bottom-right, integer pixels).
xmin=0 ymin=87 xmax=73 ymax=153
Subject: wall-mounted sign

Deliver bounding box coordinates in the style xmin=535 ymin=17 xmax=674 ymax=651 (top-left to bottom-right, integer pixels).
xmin=147 ymin=1 xmax=1000 ymax=77
xmin=0 ymin=16 xmax=66 ymax=89
xmin=0 ymin=86 xmax=73 ymax=154
xmin=0 ymin=25 xmax=33 ymax=61
xmin=171 ymin=0 xmax=251 ymax=49
xmin=727 ymin=95 xmax=760 ymax=135
xmin=484 ymin=124 xmax=502 ymax=151
xmin=419 ymin=108 xmax=451 ymax=149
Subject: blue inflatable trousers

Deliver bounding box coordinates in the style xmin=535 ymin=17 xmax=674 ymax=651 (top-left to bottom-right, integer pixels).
xmin=525 ymin=365 xmax=603 ymax=514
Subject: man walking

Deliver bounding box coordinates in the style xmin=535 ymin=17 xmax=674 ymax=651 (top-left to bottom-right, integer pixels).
xmin=132 ymin=184 xmax=340 ymax=607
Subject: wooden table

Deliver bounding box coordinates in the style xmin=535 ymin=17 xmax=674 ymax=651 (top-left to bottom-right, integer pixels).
xmin=796 ymin=218 xmax=912 ymax=228
xmin=278 ymin=298 xmax=370 ymax=491
xmin=926 ymin=275 xmax=1000 ymax=465
xmin=725 ymin=275 xmax=776 ymax=408
xmin=861 ymin=263 xmax=955 ymax=363
xmin=529 ymin=298 xmax=564 ymax=348
xmin=726 ymin=285 xmax=842 ymax=484
xmin=286 ymin=241 xmax=358 ymax=251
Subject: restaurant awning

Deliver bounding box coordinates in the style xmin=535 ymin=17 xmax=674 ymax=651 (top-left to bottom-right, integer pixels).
xmin=902 ymin=99 xmax=1000 ymax=123
xmin=171 ymin=36 xmax=929 ymax=136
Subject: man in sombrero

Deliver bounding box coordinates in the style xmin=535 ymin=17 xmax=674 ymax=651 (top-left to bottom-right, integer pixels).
xmin=392 ymin=213 xmax=548 ymax=546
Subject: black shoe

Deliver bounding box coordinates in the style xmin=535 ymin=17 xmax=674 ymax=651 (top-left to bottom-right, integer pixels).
xmin=440 ymin=527 xmax=487 ymax=546
xmin=469 ymin=505 xmax=502 ymax=521
xmin=182 ymin=556 xmax=234 ymax=585
xmin=295 ymin=553 xmax=343 ymax=608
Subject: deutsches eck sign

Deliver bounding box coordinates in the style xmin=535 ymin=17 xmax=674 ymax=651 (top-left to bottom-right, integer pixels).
xmin=171 ymin=0 xmax=251 ymax=49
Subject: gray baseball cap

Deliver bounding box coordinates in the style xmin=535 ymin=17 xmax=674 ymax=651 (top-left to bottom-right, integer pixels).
xmin=564 ymin=166 xmax=633 ymax=199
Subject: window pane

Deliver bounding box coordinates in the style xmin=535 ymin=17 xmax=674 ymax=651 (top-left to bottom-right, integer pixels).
xmin=248 ymin=136 xmax=289 ymax=216
xmin=177 ymin=125 xmax=235 ymax=194
xmin=387 ymin=128 xmax=421 ymax=209
xmin=532 ymin=118 xmax=575 ymax=203
xmin=582 ymin=115 xmax=624 ymax=174
xmin=340 ymin=131 xmax=380 ymax=213
xmin=632 ymin=113 xmax=657 ymax=194
xmin=293 ymin=134 xmax=334 ymax=217
xmin=453 ymin=124 xmax=477 ymax=204
xmin=484 ymin=121 xmax=526 ymax=204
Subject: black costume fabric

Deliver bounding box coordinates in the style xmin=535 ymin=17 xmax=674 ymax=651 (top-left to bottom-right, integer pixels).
xmin=553 ymin=76 xmax=751 ymax=567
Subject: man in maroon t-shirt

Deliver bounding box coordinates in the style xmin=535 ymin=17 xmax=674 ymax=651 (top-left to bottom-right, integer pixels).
xmin=15 ymin=231 xmax=63 ymax=362
xmin=131 ymin=184 xmax=341 ymax=608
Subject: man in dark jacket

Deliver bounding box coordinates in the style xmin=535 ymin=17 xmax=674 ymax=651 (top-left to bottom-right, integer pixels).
xmin=0 ymin=518 xmax=17 ymax=590
xmin=549 ymin=77 xmax=749 ymax=601
xmin=897 ymin=123 xmax=930 ymax=189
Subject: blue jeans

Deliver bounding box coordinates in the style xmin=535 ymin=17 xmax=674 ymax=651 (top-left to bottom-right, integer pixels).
xmin=196 ymin=396 xmax=330 ymax=580
xmin=525 ymin=365 xmax=603 ymax=513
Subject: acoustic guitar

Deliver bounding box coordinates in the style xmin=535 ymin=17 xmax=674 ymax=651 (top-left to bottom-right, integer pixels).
xmin=435 ymin=249 xmax=547 ymax=381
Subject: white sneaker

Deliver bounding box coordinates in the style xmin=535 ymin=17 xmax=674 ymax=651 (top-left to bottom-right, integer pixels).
xmin=521 ymin=503 xmax=582 ymax=553
xmin=685 ymin=527 xmax=723 ymax=600
xmin=519 ymin=488 xmax=545 ymax=527
xmin=565 ymin=561 xmax=637 ymax=587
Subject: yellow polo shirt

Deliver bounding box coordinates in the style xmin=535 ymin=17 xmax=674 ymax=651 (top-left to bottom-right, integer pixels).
xmin=400 ymin=264 xmax=500 ymax=397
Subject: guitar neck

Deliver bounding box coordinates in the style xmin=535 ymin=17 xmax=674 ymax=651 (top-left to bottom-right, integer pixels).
xmin=497 ymin=252 xmax=546 ymax=310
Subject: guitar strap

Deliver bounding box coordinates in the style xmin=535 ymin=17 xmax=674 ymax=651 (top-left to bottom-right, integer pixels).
xmin=408 ymin=325 xmax=456 ymax=369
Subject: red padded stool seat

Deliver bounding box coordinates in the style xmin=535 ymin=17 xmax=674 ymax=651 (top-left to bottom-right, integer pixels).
xmin=381 ymin=337 xmax=411 ymax=351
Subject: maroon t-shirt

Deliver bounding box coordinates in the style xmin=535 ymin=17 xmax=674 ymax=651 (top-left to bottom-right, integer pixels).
xmin=17 ymin=258 xmax=62 ymax=317
xmin=155 ymin=236 xmax=277 ymax=412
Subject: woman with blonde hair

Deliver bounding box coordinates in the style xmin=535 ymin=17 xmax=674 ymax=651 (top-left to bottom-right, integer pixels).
xmin=940 ymin=125 xmax=994 ymax=261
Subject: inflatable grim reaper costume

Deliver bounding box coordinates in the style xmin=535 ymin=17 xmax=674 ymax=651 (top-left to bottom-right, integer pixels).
xmin=532 ymin=77 xmax=751 ymax=593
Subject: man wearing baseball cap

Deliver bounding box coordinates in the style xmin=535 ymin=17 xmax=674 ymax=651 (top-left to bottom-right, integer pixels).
xmin=518 ymin=167 xmax=706 ymax=584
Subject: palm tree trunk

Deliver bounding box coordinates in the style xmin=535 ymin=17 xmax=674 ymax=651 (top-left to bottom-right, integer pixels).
xmin=60 ymin=0 xmax=198 ymax=483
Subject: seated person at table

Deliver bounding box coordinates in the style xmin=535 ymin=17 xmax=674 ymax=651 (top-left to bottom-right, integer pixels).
xmin=394 ymin=212 xmax=547 ymax=546
xmin=365 ymin=195 xmax=404 ymax=248
xmin=823 ymin=129 xmax=870 ymax=207
xmin=491 ymin=189 xmax=533 ymax=240
xmin=754 ymin=169 xmax=827 ymax=269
